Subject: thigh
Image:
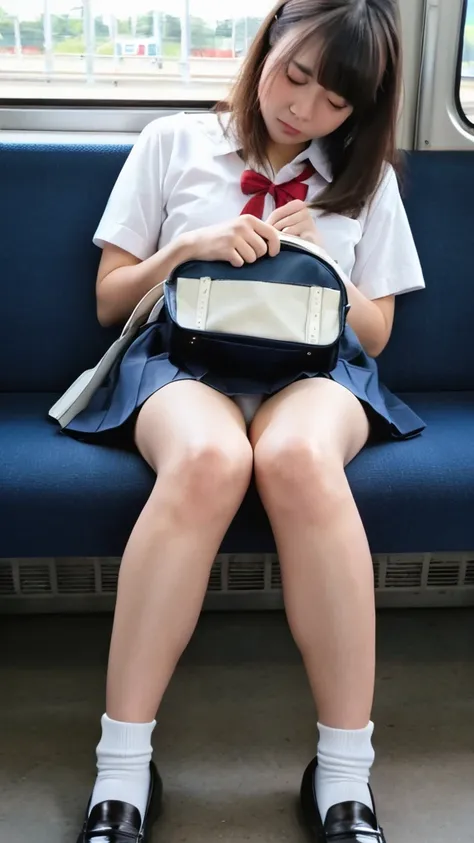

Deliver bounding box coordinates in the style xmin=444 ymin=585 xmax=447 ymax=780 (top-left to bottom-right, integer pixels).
xmin=250 ymin=377 xmax=370 ymax=466
xmin=134 ymin=380 xmax=248 ymax=473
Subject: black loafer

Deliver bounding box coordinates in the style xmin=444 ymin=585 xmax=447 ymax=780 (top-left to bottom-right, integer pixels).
xmin=300 ymin=756 xmax=386 ymax=842
xmin=76 ymin=760 xmax=163 ymax=842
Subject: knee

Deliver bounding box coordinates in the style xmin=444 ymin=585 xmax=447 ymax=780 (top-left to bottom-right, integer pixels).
xmin=254 ymin=435 xmax=346 ymax=519
xmin=164 ymin=436 xmax=253 ymax=517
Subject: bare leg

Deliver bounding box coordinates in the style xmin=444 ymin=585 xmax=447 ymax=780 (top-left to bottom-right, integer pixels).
xmin=251 ymin=378 xmax=373 ymax=729
xmin=106 ymin=381 xmax=253 ymax=723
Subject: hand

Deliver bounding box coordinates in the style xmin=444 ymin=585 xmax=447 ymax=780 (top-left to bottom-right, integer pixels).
xmin=186 ymin=215 xmax=281 ymax=267
xmin=266 ymin=200 xmax=324 ymax=247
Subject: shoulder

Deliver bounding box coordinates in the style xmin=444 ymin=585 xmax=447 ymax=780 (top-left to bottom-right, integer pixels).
xmin=370 ymin=163 xmax=401 ymax=208
xmin=136 ymin=110 xmax=187 ymax=147
xmin=357 ymin=163 xmax=402 ymax=227
xmin=138 ymin=110 xmax=227 ymax=152
xmin=126 ymin=112 xmax=227 ymax=176
xmin=374 ymin=162 xmax=400 ymax=201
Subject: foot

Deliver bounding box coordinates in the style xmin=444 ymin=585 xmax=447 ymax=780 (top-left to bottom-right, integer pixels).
xmin=76 ymin=760 xmax=163 ymax=842
xmin=300 ymin=756 xmax=386 ymax=842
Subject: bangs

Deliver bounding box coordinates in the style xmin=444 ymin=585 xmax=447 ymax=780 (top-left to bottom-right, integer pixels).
xmin=317 ymin=21 xmax=384 ymax=112
xmin=279 ymin=13 xmax=387 ymax=113
xmin=223 ymin=0 xmax=401 ymax=218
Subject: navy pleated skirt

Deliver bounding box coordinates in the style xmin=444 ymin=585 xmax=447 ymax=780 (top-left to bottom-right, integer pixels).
xmin=63 ymin=316 xmax=426 ymax=446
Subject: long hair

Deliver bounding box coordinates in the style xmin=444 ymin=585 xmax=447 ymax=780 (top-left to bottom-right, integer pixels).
xmin=217 ymin=0 xmax=402 ymax=217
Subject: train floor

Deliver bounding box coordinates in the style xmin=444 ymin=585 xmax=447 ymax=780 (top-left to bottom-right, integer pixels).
xmin=1 ymin=608 xmax=473 ymax=843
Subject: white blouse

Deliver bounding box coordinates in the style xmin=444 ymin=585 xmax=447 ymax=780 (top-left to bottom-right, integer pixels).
xmin=94 ymin=111 xmax=425 ymax=301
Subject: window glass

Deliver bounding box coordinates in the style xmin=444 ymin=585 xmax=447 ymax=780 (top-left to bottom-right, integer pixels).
xmin=460 ymin=0 xmax=474 ymax=126
xmin=0 ymin=1 xmax=270 ymax=102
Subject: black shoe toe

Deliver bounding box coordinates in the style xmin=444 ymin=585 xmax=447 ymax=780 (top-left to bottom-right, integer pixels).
xmin=299 ymin=756 xmax=386 ymax=842
xmin=76 ymin=760 xmax=163 ymax=842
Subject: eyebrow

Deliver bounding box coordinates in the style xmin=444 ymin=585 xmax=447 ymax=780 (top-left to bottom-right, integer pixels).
xmin=292 ymin=60 xmax=315 ymax=78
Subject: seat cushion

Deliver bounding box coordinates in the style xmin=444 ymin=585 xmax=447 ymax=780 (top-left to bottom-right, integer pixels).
xmin=1 ymin=392 xmax=473 ymax=558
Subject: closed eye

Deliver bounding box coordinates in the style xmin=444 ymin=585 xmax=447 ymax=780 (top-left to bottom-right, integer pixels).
xmin=286 ymin=60 xmax=309 ymax=86
xmin=286 ymin=71 xmax=306 ymax=86
xmin=287 ymin=62 xmax=349 ymax=106
xmin=328 ymin=98 xmax=349 ymax=111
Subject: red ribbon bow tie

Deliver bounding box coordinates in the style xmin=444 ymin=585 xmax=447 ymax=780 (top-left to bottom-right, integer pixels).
xmin=240 ymin=161 xmax=315 ymax=219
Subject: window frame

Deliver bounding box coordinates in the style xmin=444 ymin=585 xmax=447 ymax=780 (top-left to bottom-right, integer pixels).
xmin=415 ymin=0 xmax=474 ymax=150
xmin=455 ymin=0 xmax=474 ymax=130
xmin=0 ymin=98 xmax=216 ymax=133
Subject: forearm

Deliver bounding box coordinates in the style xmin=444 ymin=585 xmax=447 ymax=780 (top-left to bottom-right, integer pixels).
xmin=97 ymin=233 xmax=195 ymax=327
xmin=344 ymin=281 xmax=391 ymax=358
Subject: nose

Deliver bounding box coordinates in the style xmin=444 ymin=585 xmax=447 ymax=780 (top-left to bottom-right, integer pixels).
xmin=290 ymin=84 xmax=323 ymax=122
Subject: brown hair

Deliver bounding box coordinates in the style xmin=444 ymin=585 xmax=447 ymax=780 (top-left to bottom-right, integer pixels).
xmin=217 ymin=0 xmax=402 ymax=217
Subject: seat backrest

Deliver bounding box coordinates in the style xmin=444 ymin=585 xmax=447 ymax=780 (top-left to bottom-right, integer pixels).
xmin=0 ymin=143 xmax=126 ymax=393
xmin=1 ymin=144 xmax=473 ymax=393
xmin=378 ymin=151 xmax=474 ymax=392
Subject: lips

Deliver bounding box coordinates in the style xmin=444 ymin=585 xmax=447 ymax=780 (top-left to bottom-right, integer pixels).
xmin=277 ymin=118 xmax=302 ymax=136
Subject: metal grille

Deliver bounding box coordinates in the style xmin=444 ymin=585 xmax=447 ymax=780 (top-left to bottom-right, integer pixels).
xmin=56 ymin=559 xmax=96 ymax=594
xmin=0 ymin=562 xmax=15 ymax=596
xmin=228 ymin=555 xmax=265 ymax=591
xmin=426 ymin=556 xmax=463 ymax=588
xmin=2 ymin=552 xmax=474 ymax=612
xmin=208 ymin=563 xmax=222 ymax=592
xmin=465 ymin=559 xmax=474 ymax=586
xmin=373 ymin=558 xmax=380 ymax=590
xmin=271 ymin=558 xmax=282 ymax=590
xmin=100 ymin=560 xmax=120 ymax=593
xmin=385 ymin=555 xmax=424 ymax=589
xmin=18 ymin=561 xmax=52 ymax=595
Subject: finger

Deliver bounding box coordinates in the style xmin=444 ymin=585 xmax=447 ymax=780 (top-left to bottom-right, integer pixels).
xmin=273 ymin=210 xmax=309 ymax=231
xmin=280 ymin=224 xmax=305 ymax=238
xmin=249 ymin=216 xmax=281 ymax=244
xmin=266 ymin=208 xmax=283 ymax=227
xmin=229 ymin=249 xmax=245 ymax=267
xmin=245 ymin=231 xmax=270 ymax=260
xmin=267 ymin=231 xmax=281 ymax=257
xmin=266 ymin=200 xmax=307 ymax=226
xmin=249 ymin=218 xmax=281 ymax=256
xmin=235 ymin=236 xmax=259 ymax=264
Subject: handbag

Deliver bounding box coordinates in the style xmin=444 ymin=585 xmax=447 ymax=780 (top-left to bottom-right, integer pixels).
xmin=164 ymin=233 xmax=349 ymax=379
xmin=49 ymin=233 xmax=349 ymax=428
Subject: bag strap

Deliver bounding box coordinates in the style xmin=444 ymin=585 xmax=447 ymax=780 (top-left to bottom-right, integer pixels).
xmin=120 ymin=279 xmax=165 ymax=339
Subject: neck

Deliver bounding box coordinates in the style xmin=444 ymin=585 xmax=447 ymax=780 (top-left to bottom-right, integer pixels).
xmin=266 ymin=140 xmax=310 ymax=174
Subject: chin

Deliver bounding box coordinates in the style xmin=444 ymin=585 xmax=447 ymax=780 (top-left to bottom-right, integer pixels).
xmin=269 ymin=125 xmax=305 ymax=145
xmin=276 ymin=133 xmax=303 ymax=145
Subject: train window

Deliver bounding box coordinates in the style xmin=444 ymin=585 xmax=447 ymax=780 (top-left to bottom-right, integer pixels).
xmin=459 ymin=0 xmax=474 ymax=126
xmin=0 ymin=3 xmax=270 ymax=103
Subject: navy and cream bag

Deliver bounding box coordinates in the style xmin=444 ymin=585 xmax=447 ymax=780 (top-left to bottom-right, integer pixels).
xmin=164 ymin=233 xmax=349 ymax=378
xmin=49 ymin=233 xmax=349 ymax=428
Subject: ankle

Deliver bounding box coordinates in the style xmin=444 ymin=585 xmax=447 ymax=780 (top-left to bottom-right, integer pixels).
xmin=89 ymin=714 xmax=156 ymax=820
xmin=315 ymin=721 xmax=375 ymax=823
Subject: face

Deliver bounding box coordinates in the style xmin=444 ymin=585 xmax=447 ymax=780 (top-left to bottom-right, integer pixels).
xmin=258 ymin=29 xmax=354 ymax=153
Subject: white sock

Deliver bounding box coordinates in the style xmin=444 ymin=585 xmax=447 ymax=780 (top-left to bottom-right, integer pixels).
xmin=89 ymin=714 xmax=156 ymax=825
xmin=316 ymin=721 xmax=375 ymax=825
